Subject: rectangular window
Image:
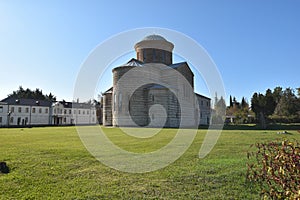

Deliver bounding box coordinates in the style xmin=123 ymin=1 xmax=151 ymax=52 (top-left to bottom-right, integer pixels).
xmin=32 ymin=108 xmax=36 ymax=113
xmin=18 ymin=107 xmax=22 ymax=113
xmin=11 ymin=107 xmax=14 ymax=113
xmin=83 ymin=110 xmax=85 ymax=115
xmin=0 ymin=117 xmax=2 ymax=123
xmin=78 ymin=110 xmax=81 ymax=114
xmin=0 ymin=106 xmax=3 ymax=113
xmin=45 ymin=108 xmax=48 ymax=113
xmin=39 ymin=108 xmax=42 ymax=113
xmin=25 ymin=107 xmax=29 ymax=113
xmin=10 ymin=117 xmax=13 ymax=123
xmin=87 ymin=110 xmax=89 ymax=115
xmin=69 ymin=109 xmax=71 ymax=114
xmin=74 ymin=110 xmax=76 ymax=114
xmin=64 ymin=109 xmax=67 ymax=114
xmin=63 ymin=118 xmax=66 ymax=123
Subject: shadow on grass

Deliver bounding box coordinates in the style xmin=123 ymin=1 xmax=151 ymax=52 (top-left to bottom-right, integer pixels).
xmin=198 ymin=123 xmax=300 ymax=131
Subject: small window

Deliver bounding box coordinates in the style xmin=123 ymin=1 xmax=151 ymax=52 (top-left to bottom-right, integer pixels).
xmin=150 ymin=94 xmax=154 ymax=102
xmin=0 ymin=106 xmax=3 ymax=113
xmin=18 ymin=107 xmax=22 ymax=113
xmin=74 ymin=110 xmax=76 ymax=114
xmin=63 ymin=118 xmax=66 ymax=123
xmin=11 ymin=107 xmax=14 ymax=113
xmin=78 ymin=110 xmax=81 ymax=114
xmin=25 ymin=107 xmax=29 ymax=113
xmin=39 ymin=108 xmax=42 ymax=113
xmin=69 ymin=110 xmax=71 ymax=114
xmin=64 ymin=109 xmax=67 ymax=114
xmin=10 ymin=117 xmax=14 ymax=123
xmin=87 ymin=110 xmax=89 ymax=115
xmin=83 ymin=110 xmax=85 ymax=115
xmin=0 ymin=117 xmax=2 ymax=123
xmin=32 ymin=108 xmax=36 ymax=113
xmin=45 ymin=108 xmax=48 ymax=113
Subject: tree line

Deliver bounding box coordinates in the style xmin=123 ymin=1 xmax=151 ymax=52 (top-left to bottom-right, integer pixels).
xmin=214 ymin=87 xmax=300 ymax=127
xmin=7 ymin=86 xmax=56 ymax=102
xmin=251 ymin=87 xmax=300 ymax=128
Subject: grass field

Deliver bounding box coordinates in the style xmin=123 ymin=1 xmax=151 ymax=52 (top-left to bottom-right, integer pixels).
xmin=0 ymin=126 xmax=300 ymax=199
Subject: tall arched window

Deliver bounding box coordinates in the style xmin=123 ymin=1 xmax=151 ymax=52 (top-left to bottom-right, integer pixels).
xmin=113 ymin=93 xmax=117 ymax=112
xmin=118 ymin=93 xmax=122 ymax=112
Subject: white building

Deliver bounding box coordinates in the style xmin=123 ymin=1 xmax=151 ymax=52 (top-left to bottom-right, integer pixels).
xmin=52 ymin=101 xmax=97 ymax=125
xmin=0 ymin=97 xmax=97 ymax=127
xmin=0 ymin=98 xmax=52 ymax=126
xmin=0 ymin=102 xmax=9 ymax=126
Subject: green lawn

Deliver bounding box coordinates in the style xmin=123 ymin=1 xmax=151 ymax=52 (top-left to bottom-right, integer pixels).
xmin=0 ymin=126 xmax=299 ymax=199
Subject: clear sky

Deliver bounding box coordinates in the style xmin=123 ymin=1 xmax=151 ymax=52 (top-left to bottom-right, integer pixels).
xmin=0 ymin=0 xmax=299 ymax=104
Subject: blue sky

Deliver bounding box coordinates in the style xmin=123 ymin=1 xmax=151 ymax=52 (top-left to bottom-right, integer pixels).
xmin=0 ymin=0 xmax=299 ymax=104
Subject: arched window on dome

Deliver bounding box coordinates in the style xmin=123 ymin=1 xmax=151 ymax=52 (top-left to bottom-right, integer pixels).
xmin=143 ymin=49 xmax=146 ymax=62
xmin=152 ymin=49 xmax=156 ymax=62
xmin=162 ymin=50 xmax=166 ymax=63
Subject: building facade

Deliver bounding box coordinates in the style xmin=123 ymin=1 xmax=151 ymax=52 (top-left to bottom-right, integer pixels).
xmin=102 ymin=34 xmax=211 ymax=127
xmin=52 ymin=101 xmax=97 ymax=125
xmin=0 ymin=97 xmax=96 ymax=127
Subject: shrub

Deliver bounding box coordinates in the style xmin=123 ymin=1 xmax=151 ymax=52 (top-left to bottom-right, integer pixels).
xmin=247 ymin=139 xmax=300 ymax=199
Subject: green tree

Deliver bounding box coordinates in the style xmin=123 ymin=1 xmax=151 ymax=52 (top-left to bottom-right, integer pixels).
xmin=8 ymin=86 xmax=56 ymax=102
xmin=265 ymin=89 xmax=276 ymax=116
xmin=229 ymin=95 xmax=233 ymax=107
xmin=272 ymin=86 xmax=283 ymax=104
xmin=274 ymin=88 xmax=297 ymax=116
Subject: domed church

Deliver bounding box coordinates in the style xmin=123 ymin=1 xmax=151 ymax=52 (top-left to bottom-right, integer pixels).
xmin=102 ymin=35 xmax=211 ymax=127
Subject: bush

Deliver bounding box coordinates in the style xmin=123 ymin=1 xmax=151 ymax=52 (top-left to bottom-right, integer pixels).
xmin=247 ymin=139 xmax=300 ymax=199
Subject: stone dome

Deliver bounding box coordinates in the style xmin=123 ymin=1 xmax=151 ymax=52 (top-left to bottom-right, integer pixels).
xmin=142 ymin=34 xmax=167 ymax=41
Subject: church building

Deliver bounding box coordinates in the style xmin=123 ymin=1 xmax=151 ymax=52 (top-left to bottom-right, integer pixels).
xmin=102 ymin=35 xmax=211 ymax=127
